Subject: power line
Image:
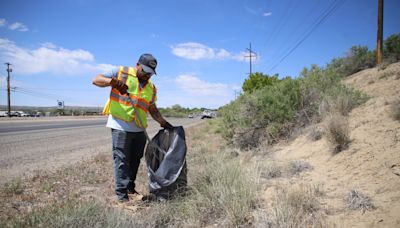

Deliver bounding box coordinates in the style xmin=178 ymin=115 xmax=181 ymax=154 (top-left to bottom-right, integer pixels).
xmin=11 ymin=88 xmax=59 ymax=101
xmin=262 ymin=0 xmax=322 ymax=67
xmin=266 ymin=0 xmax=346 ymax=73
xmin=261 ymin=0 xmax=295 ymax=53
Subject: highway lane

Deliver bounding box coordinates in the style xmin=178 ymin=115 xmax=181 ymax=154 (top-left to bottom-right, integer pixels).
xmin=0 ymin=119 xmax=106 ymax=134
xmin=0 ymin=117 xmax=203 ymax=184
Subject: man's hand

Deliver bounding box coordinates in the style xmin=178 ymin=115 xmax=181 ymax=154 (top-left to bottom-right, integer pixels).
xmin=160 ymin=120 xmax=173 ymax=129
xmin=110 ymin=77 xmax=128 ymax=94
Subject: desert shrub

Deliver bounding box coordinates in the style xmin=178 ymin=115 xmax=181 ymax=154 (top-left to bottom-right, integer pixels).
xmin=389 ymin=100 xmax=400 ymax=121
xmin=165 ymin=151 xmax=260 ymax=227
xmin=288 ymin=160 xmax=313 ymax=175
xmin=346 ymin=190 xmax=375 ymax=212
xmin=242 ymin=72 xmax=279 ymax=94
xmin=220 ymin=78 xmax=300 ymax=148
xmin=255 ymin=185 xmax=324 ymax=227
xmin=345 ymin=45 xmax=376 ymax=74
xmin=324 ymin=113 xmax=350 ymax=154
xmin=220 ymin=63 xmax=366 ymax=149
xmin=261 ymin=161 xmax=283 ymax=179
xmin=383 ymin=33 xmax=400 ymax=63
xmin=301 ymin=65 xmax=368 ymax=120
xmin=327 ymin=46 xmax=375 ymax=76
xmin=308 ymin=126 xmax=324 ymax=141
xmin=319 ymin=86 xmax=368 ymax=118
xmin=299 ymin=65 xmax=341 ymax=121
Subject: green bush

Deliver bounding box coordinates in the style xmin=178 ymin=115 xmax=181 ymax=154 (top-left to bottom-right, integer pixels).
xmin=220 ymin=62 xmax=367 ymax=149
xmin=159 ymin=104 xmax=205 ymax=118
xmin=326 ymin=45 xmax=375 ymax=77
xmin=242 ymin=72 xmax=279 ymax=94
xmin=384 ymin=33 xmax=400 ymax=63
xmin=221 ymin=77 xmax=300 ymax=148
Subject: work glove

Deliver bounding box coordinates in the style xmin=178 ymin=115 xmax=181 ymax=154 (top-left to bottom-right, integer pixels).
xmin=110 ymin=77 xmax=128 ymax=94
xmin=160 ymin=120 xmax=173 ymax=130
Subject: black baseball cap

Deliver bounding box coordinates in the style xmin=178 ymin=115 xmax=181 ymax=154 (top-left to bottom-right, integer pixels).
xmin=138 ymin=53 xmax=157 ymax=75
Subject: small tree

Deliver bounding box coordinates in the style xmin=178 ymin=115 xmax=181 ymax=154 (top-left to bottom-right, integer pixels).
xmin=242 ymin=72 xmax=278 ymax=94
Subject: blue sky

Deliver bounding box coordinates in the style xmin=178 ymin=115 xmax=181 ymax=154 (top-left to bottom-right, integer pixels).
xmin=0 ymin=0 xmax=399 ymax=109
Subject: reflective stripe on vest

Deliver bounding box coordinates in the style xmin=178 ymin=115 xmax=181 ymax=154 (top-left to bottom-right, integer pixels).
xmin=109 ymin=88 xmax=150 ymax=112
xmin=104 ymin=66 xmax=156 ymax=127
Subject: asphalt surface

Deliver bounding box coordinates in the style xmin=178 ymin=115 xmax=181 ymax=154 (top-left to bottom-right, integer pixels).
xmin=0 ymin=116 xmax=203 ymax=184
xmin=0 ymin=119 xmax=107 ymax=134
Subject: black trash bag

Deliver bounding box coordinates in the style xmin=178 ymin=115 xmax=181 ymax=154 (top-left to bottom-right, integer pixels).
xmin=145 ymin=126 xmax=187 ymax=199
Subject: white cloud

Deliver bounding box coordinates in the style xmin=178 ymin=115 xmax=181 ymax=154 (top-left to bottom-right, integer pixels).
xmin=263 ymin=12 xmax=272 ymax=17
xmin=8 ymin=22 xmax=28 ymax=32
xmin=0 ymin=19 xmax=29 ymax=32
xmin=171 ymin=42 xmax=247 ymax=61
xmin=0 ymin=38 xmax=116 ymax=75
xmin=0 ymin=19 xmax=5 ymax=27
xmin=175 ymin=74 xmax=230 ymax=96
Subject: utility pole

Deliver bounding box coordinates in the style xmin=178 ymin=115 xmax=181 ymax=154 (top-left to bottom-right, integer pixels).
xmin=245 ymin=43 xmax=257 ymax=76
xmin=5 ymin=63 xmax=12 ymax=118
xmin=376 ymin=0 xmax=384 ymax=65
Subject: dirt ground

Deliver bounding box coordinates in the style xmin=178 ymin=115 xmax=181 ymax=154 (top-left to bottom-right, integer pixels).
xmin=262 ymin=62 xmax=400 ymax=227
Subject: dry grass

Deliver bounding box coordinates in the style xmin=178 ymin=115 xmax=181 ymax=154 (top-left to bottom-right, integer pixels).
xmin=320 ymin=95 xmax=353 ymax=118
xmin=346 ymin=189 xmax=375 ymax=212
xmin=1 ymin=122 xmax=261 ymax=227
xmin=324 ymin=113 xmax=350 ymax=154
xmin=308 ymin=126 xmax=324 ymax=141
xmin=1 ymin=177 xmax=23 ymax=196
xmin=261 ymin=161 xmax=283 ymax=179
xmin=0 ymin=152 xmax=112 ymax=225
xmin=256 ymin=185 xmax=325 ymax=228
xmin=288 ymin=160 xmax=313 ymax=176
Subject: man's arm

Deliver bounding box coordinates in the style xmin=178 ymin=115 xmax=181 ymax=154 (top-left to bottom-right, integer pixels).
xmin=92 ymin=74 xmax=112 ymax=87
xmin=149 ymin=104 xmax=173 ymax=129
xmin=92 ymin=74 xmax=128 ymax=94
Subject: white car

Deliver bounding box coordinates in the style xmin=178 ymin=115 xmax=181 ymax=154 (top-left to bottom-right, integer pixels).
xmin=201 ymin=110 xmax=213 ymax=119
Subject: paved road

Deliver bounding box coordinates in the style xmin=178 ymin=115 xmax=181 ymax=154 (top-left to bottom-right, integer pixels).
xmin=0 ymin=119 xmax=107 ymax=134
xmin=0 ymin=117 xmax=203 ymax=184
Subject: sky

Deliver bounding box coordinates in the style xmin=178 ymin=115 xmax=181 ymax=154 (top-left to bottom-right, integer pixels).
xmin=0 ymin=0 xmax=399 ymax=109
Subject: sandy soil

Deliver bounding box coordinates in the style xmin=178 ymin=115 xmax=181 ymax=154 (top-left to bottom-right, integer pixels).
xmin=262 ymin=63 xmax=400 ymax=227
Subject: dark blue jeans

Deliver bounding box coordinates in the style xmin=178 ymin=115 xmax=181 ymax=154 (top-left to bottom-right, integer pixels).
xmin=111 ymin=129 xmax=146 ymax=201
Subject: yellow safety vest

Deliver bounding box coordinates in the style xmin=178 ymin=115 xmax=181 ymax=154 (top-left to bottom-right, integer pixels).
xmin=103 ymin=66 xmax=157 ymax=128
